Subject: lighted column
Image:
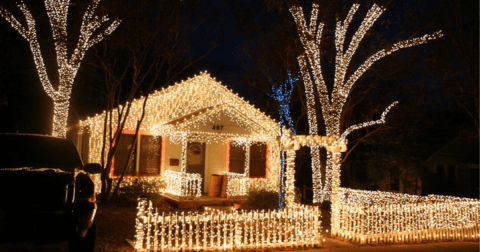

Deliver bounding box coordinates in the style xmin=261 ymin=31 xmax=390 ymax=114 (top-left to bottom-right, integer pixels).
xmin=330 ymin=152 xmax=342 ymax=236
xmin=180 ymin=135 xmax=187 ymax=173
xmin=285 ymin=149 xmax=296 ymax=206
xmin=244 ymin=143 xmax=251 ymax=177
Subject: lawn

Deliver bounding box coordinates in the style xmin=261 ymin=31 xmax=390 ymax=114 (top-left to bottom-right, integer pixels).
xmin=0 ymin=204 xmax=138 ymax=252
xmin=0 ymin=197 xmax=327 ymax=251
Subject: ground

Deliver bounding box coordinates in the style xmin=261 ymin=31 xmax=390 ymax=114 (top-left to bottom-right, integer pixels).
xmin=0 ymin=199 xmax=477 ymax=252
xmin=0 ymin=204 xmax=137 ymax=252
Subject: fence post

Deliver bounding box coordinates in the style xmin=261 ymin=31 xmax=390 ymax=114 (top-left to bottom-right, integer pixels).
xmin=135 ymin=196 xmax=148 ymax=250
xmin=361 ymin=204 xmax=366 ymax=245
xmin=234 ymin=212 xmax=241 ymax=249
xmin=146 ymin=201 xmax=152 ymax=250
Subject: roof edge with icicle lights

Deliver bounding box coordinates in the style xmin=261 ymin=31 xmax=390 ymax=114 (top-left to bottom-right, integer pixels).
xmin=75 ymin=71 xmax=280 ymax=140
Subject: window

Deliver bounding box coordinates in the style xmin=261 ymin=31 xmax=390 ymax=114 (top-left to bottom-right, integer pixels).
xmin=436 ymin=164 xmax=445 ymax=179
xmin=447 ymin=165 xmax=456 ymax=180
xmin=390 ymin=178 xmax=399 ymax=191
xmin=470 ymin=169 xmax=479 ymax=195
xmin=114 ymin=134 xmax=162 ymax=176
xmin=139 ymin=135 xmax=162 ymax=175
xmin=114 ymin=134 xmax=136 ymax=176
xmin=250 ymin=143 xmax=267 ymax=178
xmin=228 ymin=142 xmax=267 ymax=178
xmin=229 ymin=144 xmax=245 ymax=174
xmin=81 ymin=127 xmax=90 ymax=163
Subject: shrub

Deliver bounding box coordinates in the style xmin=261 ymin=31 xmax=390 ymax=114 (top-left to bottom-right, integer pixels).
xmin=114 ymin=177 xmax=166 ymax=205
xmin=245 ymin=183 xmax=279 ymax=210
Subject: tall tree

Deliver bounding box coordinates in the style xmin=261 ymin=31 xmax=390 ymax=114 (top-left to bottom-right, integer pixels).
xmin=289 ymin=2 xmax=442 ymax=233
xmin=0 ymin=0 xmax=120 ymax=138
xmin=78 ymin=0 xmax=217 ymax=202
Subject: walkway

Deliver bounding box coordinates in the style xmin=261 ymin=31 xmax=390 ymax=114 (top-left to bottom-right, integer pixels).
xmin=276 ymin=238 xmax=479 ymax=252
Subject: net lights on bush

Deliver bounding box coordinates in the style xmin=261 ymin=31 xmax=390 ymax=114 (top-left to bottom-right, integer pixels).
xmin=113 ymin=176 xmax=166 ymax=194
xmin=289 ymin=3 xmax=443 ymax=206
xmin=0 ymin=0 xmax=120 ymax=138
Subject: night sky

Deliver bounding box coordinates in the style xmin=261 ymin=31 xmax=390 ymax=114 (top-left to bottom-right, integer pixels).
xmin=0 ymin=0 xmax=478 ymax=195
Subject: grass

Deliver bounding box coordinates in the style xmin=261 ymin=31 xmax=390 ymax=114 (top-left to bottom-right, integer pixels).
xmin=0 ymin=197 xmax=327 ymax=251
xmin=94 ymin=204 xmax=137 ymax=252
xmin=0 ymin=202 xmax=146 ymax=252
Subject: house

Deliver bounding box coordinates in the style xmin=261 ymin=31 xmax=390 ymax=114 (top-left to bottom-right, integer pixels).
xmin=424 ymin=135 xmax=479 ymax=198
xmin=67 ymin=72 xmax=281 ymax=197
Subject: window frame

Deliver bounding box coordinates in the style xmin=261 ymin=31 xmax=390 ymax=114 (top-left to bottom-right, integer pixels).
xmin=112 ymin=131 xmax=162 ymax=177
xmin=228 ymin=141 xmax=268 ymax=179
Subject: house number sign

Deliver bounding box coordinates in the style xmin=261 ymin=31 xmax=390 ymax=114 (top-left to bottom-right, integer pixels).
xmin=212 ymin=125 xmax=224 ymax=130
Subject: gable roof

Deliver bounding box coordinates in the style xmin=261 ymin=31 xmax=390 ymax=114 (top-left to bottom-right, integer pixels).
xmin=77 ymin=72 xmax=279 ymax=139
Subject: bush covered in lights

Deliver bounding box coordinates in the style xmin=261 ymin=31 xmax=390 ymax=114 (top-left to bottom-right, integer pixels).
xmin=114 ymin=177 xmax=166 ymax=205
xmin=245 ymin=185 xmax=279 ymax=210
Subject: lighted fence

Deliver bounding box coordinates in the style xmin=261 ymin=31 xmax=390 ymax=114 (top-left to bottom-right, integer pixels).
xmin=135 ymin=198 xmax=323 ymax=251
xmin=164 ymin=170 xmax=202 ymax=199
xmin=335 ymin=188 xmax=480 ymax=244
xmin=221 ymin=172 xmax=248 ymax=198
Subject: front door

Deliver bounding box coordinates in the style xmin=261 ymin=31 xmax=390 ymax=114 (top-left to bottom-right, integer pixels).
xmin=186 ymin=142 xmax=206 ymax=192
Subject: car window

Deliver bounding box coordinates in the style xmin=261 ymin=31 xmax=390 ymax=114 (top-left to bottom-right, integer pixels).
xmin=0 ymin=134 xmax=83 ymax=172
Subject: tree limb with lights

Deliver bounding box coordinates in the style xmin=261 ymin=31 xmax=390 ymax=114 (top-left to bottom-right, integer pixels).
xmin=0 ymin=0 xmax=120 ymax=138
xmin=270 ymin=71 xmax=299 ymax=208
xmin=289 ymin=3 xmax=443 ymax=207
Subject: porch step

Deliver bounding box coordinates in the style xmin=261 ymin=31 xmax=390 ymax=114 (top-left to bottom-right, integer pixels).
xmin=161 ymin=193 xmax=227 ymax=209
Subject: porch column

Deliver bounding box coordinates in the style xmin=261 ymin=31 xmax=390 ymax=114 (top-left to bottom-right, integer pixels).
xmin=180 ymin=135 xmax=187 ymax=173
xmin=244 ymin=143 xmax=251 ymax=177
xmin=285 ymin=149 xmax=296 ymax=206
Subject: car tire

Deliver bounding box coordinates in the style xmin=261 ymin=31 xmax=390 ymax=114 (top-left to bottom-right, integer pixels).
xmin=69 ymin=221 xmax=96 ymax=252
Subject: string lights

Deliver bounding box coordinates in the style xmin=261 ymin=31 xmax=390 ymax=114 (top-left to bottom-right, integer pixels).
xmin=280 ymin=127 xmax=347 ymax=208
xmin=135 ymin=197 xmax=322 ymax=251
xmin=0 ymin=0 xmax=120 ymax=138
xmin=270 ymin=71 xmax=298 ymax=134
xmin=164 ymin=170 xmax=202 ymax=199
xmin=336 ymin=188 xmax=480 ymax=244
xmin=270 ymin=71 xmax=299 ymax=208
xmin=290 ymin=3 xmax=443 ymax=206
xmin=75 ymin=72 xmax=281 ymax=192
xmin=221 ymin=172 xmax=248 ymax=198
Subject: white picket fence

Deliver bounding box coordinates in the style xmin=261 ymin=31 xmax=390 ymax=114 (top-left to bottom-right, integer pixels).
xmin=336 ymin=188 xmax=480 ymax=244
xmin=135 ymin=198 xmax=322 ymax=251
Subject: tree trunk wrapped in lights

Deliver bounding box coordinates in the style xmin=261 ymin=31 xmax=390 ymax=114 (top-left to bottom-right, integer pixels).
xmin=289 ymin=3 xmax=443 ymax=206
xmin=0 ymin=0 xmax=120 ymax=138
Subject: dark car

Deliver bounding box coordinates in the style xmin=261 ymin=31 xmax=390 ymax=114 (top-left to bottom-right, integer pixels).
xmin=0 ymin=134 xmax=101 ymax=252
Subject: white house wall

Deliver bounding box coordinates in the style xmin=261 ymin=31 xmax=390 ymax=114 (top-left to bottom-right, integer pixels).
xmin=162 ymin=136 xmax=182 ymax=174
